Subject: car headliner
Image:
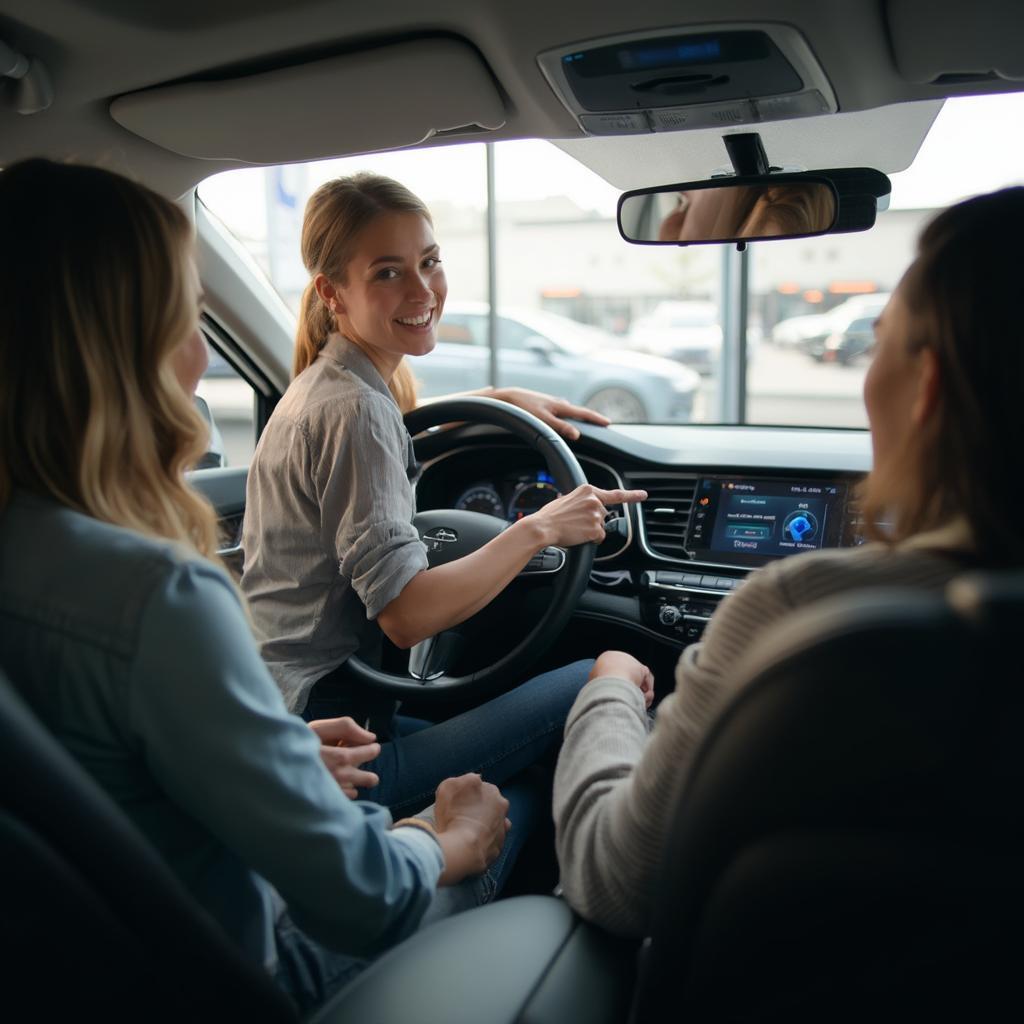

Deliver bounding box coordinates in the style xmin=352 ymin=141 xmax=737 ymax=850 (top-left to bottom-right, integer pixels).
xmin=1 ymin=0 xmax=1022 ymax=196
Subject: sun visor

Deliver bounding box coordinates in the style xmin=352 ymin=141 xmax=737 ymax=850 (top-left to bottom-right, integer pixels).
xmin=554 ymin=101 xmax=943 ymax=191
xmin=109 ymin=38 xmax=507 ymax=162
xmin=886 ymin=0 xmax=1024 ymax=84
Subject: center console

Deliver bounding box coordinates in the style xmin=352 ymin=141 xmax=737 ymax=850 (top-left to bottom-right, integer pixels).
xmin=640 ymin=472 xmax=862 ymax=643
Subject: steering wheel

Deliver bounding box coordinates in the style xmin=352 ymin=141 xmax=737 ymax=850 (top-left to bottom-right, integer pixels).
xmin=344 ymin=396 xmax=593 ymax=698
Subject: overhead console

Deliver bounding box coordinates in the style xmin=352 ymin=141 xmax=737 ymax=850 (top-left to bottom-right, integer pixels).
xmin=537 ymin=24 xmax=837 ymax=136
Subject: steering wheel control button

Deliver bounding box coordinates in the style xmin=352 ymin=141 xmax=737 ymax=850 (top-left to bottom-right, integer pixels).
xmin=423 ymin=526 xmax=459 ymax=551
xmin=522 ymin=546 xmax=566 ymax=575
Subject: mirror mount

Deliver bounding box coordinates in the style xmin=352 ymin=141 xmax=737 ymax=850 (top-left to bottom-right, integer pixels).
xmin=723 ymin=132 xmax=771 ymax=177
xmin=725 ymin=134 xmax=784 ymax=248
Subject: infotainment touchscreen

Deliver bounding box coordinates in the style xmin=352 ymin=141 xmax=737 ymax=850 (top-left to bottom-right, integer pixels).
xmin=686 ymin=476 xmax=849 ymax=567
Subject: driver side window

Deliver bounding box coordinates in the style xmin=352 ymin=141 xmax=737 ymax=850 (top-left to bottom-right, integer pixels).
xmin=195 ymin=338 xmax=258 ymax=468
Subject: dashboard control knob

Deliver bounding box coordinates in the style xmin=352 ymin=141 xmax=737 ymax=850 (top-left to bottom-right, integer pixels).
xmin=658 ymin=604 xmax=682 ymax=626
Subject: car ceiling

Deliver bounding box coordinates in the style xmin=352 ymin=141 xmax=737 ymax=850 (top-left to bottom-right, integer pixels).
xmin=1 ymin=0 xmax=1022 ymax=196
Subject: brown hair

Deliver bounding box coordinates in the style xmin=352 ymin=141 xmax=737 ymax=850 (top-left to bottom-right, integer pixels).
xmin=859 ymin=186 xmax=1024 ymax=566
xmin=0 ymin=158 xmax=220 ymax=558
xmin=293 ymin=172 xmax=430 ymax=412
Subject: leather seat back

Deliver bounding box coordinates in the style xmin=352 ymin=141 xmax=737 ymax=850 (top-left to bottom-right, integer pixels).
xmin=0 ymin=669 xmax=297 ymax=1022
xmin=633 ymin=572 xmax=1024 ymax=1022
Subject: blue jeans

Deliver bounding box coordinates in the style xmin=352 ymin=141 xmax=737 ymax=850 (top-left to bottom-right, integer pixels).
xmin=304 ymin=659 xmax=592 ymax=893
xmin=278 ymin=660 xmax=592 ymax=1015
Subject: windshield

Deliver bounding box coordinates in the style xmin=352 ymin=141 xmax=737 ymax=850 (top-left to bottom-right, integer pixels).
xmin=199 ymin=92 xmax=1024 ymax=430
xmin=509 ymin=309 xmax=619 ymax=354
xmin=640 ymin=303 xmax=718 ymax=328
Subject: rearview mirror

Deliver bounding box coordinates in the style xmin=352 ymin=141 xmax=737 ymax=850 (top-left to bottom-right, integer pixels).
xmin=618 ymin=168 xmax=890 ymax=247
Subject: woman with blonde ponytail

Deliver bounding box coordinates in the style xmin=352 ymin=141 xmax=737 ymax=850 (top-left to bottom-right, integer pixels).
xmin=241 ymin=172 xmax=647 ymax=885
xmin=0 ymin=159 xmax=513 ymax=1014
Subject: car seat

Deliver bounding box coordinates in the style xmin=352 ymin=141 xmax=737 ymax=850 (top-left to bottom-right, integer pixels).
xmin=7 ymin=570 xmax=1021 ymax=1022
xmin=631 ymin=570 xmax=1024 ymax=1022
xmin=0 ymin=666 xmax=298 ymax=1022
xmin=0 ymin=662 xmax=635 ymax=1023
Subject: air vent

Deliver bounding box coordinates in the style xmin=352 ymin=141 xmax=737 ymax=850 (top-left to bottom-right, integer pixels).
xmin=626 ymin=472 xmax=697 ymax=560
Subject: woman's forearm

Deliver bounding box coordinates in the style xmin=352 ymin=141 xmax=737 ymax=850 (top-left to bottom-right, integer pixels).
xmin=376 ymin=516 xmax=552 ymax=648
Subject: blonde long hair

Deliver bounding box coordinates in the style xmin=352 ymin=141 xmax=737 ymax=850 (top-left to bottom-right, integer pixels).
xmin=0 ymin=159 xmax=220 ymax=558
xmin=293 ymin=172 xmax=427 ymax=412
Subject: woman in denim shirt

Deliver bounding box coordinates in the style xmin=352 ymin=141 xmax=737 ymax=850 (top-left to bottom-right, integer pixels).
xmin=0 ymin=158 xmax=510 ymax=1015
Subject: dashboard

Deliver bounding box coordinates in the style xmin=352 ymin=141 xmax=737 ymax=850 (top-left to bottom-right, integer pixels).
xmin=414 ymin=421 xmax=871 ymax=650
xmin=454 ymin=471 xmax=562 ymax=524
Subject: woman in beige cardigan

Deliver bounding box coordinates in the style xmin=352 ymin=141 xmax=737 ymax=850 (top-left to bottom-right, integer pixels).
xmin=556 ymin=186 xmax=1024 ymax=937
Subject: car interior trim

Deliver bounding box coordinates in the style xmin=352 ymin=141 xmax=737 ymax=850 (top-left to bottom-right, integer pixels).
xmin=886 ymin=0 xmax=1024 ymax=85
xmin=110 ymin=36 xmax=508 ymax=163
xmin=587 ymin=422 xmax=872 ymax=471
xmin=571 ymin=608 xmax=693 ymax=647
xmin=553 ymin=99 xmax=943 ymax=192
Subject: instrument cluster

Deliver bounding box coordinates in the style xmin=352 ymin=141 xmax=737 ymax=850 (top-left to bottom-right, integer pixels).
xmin=454 ymin=470 xmax=562 ymax=523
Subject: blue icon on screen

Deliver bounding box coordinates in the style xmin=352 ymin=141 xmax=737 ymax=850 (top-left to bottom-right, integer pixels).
xmin=789 ymin=516 xmax=811 ymax=540
xmin=783 ymin=510 xmax=819 ymax=544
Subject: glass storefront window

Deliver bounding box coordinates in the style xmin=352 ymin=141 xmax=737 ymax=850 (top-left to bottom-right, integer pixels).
xmin=746 ymin=92 xmax=1024 ymax=427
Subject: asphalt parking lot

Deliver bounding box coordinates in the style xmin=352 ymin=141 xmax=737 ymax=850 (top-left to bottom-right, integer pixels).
xmin=730 ymin=344 xmax=868 ymax=428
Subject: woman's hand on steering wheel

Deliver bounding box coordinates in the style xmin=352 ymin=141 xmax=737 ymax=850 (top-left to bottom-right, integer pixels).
xmin=530 ymin=483 xmax=647 ymax=548
xmin=490 ymin=386 xmax=610 ymax=441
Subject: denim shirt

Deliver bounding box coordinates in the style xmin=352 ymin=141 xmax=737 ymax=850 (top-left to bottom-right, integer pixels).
xmin=0 ymin=491 xmax=442 ymax=971
xmin=241 ymin=335 xmax=429 ymax=712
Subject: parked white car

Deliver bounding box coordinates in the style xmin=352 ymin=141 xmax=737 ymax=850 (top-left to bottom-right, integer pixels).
xmin=627 ymin=300 xmax=723 ymax=375
xmin=771 ymin=293 xmax=891 ymax=350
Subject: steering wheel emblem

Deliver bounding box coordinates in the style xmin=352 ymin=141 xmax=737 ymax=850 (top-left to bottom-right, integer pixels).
xmin=422 ymin=526 xmax=459 ymax=550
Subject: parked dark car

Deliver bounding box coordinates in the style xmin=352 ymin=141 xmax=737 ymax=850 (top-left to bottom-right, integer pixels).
xmin=803 ymin=312 xmax=878 ymax=364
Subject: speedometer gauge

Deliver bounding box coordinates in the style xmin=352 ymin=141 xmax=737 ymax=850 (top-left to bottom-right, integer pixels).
xmin=508 ymin=480 xmax=561 ymax=520
xmin=454 ymin=483 xmax=505 ymax=518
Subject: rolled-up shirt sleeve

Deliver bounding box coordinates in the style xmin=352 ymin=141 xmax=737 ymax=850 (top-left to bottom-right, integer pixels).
xmin=315 ymin=393 xmax=428 ymax=620
xmin=130 ymin=559 xmax=442 ymax=956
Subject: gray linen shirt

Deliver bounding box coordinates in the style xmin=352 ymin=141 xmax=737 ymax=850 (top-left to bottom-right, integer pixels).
xmin=241 ymin=335 xmax=429 ymax=712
